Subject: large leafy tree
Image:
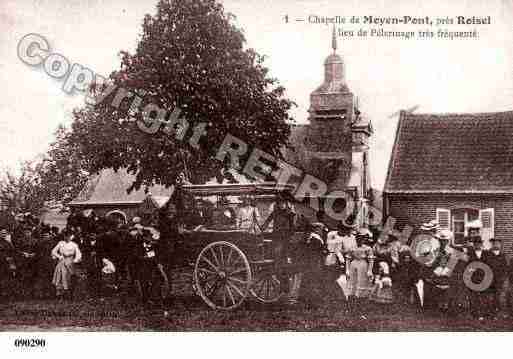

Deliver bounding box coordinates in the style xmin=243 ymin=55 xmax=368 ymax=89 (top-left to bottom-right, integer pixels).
xmin=71 ymin=0 xmax=294 ymax=191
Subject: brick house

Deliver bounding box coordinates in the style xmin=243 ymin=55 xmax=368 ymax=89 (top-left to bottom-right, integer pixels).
xmin=383 ymin=110 xmax=513 ymax=255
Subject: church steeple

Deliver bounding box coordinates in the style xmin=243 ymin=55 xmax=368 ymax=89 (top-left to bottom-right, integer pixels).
xmin=319 ymin=28 xmax=347 ymax=92
xmin=332 ymin=25 xmax=337 ymax=53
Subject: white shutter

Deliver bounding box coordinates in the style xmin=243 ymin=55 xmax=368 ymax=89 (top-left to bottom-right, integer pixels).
xmin=436 ymin=208 xmax=451 ymax=230
xmin=479 ymin=208 xmax=495 ymax=250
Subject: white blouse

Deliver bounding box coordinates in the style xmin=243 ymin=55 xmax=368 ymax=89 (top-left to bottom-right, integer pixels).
xmin=236 ymin=206 xmax=261 ymax=231
xmin=326 ymin=231 xmax=357 ymax=263
xmin=51 ymin=241 xmax=82 ymax=263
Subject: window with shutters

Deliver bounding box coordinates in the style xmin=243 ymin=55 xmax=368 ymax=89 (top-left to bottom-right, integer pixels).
xmin=435 ymin=207 xmax=494 ymax=247
xmin=451 ymin=208 xmax=479 ymax=246
xmin=479 ymin=208 xmax=494 ymax=249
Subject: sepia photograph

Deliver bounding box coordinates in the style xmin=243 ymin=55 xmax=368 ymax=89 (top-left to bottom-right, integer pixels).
xmin=1 ymin=0 xmax=513 ymax=349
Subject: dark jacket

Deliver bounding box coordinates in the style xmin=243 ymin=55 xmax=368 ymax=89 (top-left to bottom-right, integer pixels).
xmin=0 ymin=238 xmax=18 ymax=274
xmin=484 ymin=250 xmax=507 ymax=290
xmin=466 ymin=249 xmax=489 ymax=288
xmin=263 ymin=206 xmax=295 ymax=233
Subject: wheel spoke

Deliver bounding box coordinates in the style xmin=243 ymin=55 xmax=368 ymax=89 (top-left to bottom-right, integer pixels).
xmin=219 ymin=245 xmax=224 ymax=267
xmin=227 ymin=280 xmax=245 ymax=298
xmin=228 ymin=276 xmax=249 ymax=285
xmin=195 ymin=242 xmax=251 ymax=310
xmin=226 ymin=284 xmax=236 ymax=305
xmin=201 ymin=256 xmax=219 ymax=272
xmin=222 ymin=288 xmax=227 ymax=307
xmin=209 ymin=247 xmax=220 ymax=267
xmin=198 ymin=272 xmax=217 ymax=285
xmin=206 ymin=278 xmax=222 ymax=298
xmin=197 ymin=267 xmax=216 ymax=275
xmin=226 ymin=247 xmax=233 ymax=266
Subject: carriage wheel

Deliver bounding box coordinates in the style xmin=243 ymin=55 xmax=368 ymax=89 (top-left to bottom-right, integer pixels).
xmin=250 ymin=270 xmax=283 ymax=303
xmin=193 ymin=241 xmax=252 ymax=310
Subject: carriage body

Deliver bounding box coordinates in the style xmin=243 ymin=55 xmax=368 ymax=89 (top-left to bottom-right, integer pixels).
xmin=171 ymin=182 xmax=305 ymax=310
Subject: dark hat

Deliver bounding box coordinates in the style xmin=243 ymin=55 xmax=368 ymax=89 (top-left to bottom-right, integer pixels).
xmin=141 ymin=228 xmax=153 ymax=237
xmin=337 ymin=221 xmax=351 ymax=230
xmin=490 ymin=237 xmax=501 ymax=242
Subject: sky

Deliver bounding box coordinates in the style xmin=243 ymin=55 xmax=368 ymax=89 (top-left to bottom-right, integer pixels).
xmin=0 ymin=0 xmax=512 ymax=190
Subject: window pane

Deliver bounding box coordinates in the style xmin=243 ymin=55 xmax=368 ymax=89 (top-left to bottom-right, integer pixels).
xmin=453 ymin=211 xmax=464 ymax=220
xmin=468 ymin=210 xmax=479 ymax=221
xmin=454 ymin=221 xmax=465 ymax=233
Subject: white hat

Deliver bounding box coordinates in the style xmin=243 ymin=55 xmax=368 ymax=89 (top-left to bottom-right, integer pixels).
xmin=101 ymin=258 xmax=116 ymax=274
xmin=465 ymin=219 xmax=483 ymax=229
xmin=436 ymin=229 xmax=453 ymax=241
xmin=420 ymin=220 xmax=439 ymax=231
xmin=132 ymin=217 xmax=142 ymax=224
xmin=145 ymin=226 xmax=160 ymax=240
xmin=357 ymin=228 xmax=373 ymax=238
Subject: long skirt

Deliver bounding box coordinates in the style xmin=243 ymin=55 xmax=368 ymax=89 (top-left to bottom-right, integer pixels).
xmin=348 ymin=259 xmax=372 ymax=298
xmin=52 ymin=257 xmax=75 ymax=292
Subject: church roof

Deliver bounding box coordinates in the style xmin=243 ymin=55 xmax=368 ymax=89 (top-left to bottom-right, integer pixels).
xmin=69 ymin=168 xmax=173 ymax=206
xmin=384 ymin=110 xmax=513 ymax=194
xmin=324 ymin=53 xmax=343 ymax=65
xmin=312 ymin=27 xmax=350 ymax=95
xmin=312 ymin=81 xmax=350 ymax=94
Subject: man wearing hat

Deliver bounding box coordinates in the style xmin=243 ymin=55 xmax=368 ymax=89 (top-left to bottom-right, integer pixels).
xmin=465 ymin=219 xmax=483 ymax=252
xmin=466 ymin=236 xmax=489 ymax=319
xmin=134 ymin=228 xmax=169 ymax=307
xmin=429 ymin=230 xmax=455 ymax=312
xmin=483 ymin=238 xmax=508 ymax=316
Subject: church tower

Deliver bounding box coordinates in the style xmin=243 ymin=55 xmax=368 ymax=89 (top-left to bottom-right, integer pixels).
xmin=306 ymin=27 xmax=355 ymax=186
xmin=280 ymin=28 xmax=374 ymax=227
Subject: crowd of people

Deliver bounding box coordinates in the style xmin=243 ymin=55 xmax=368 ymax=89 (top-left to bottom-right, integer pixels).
xmin=293 ymin=214 xmax=513 ymax=320
xmin=0 ymin=211 xmax=174 ymax=309
xmin=1 ymin=198 xmax=513 ymax=322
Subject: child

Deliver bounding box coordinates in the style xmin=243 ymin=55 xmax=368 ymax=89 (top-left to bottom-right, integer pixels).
xmin=371 ymin=261 xmax=393 ymax=304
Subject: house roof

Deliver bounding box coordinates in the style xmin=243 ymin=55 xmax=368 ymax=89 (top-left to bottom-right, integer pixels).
xmin=69 ymin=168 xmax=173 ymax=206
xmin=384 ymin=110 xmax=513 ymax=194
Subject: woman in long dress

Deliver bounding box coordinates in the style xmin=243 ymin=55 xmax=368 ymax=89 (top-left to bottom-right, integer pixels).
xmin=347 ymin=229 xmax=375 ymax=300
xmin=51 ymin=230 xmax=82 ymax=299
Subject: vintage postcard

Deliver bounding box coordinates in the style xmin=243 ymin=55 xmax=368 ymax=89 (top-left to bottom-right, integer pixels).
xmin=0 ymin=0 xmax=513 ymax=354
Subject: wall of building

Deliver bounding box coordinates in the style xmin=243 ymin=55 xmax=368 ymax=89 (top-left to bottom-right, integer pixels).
xmin=386 ymin=194 xmax=513 ymax=257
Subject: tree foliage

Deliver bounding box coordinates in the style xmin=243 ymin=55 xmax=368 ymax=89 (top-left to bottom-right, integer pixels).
xmin=70 ymin=0 xmax=294 ymax=191
xmin=0 ymin=124 xmax=90 ymax=219
xmin=34 ymin=124 xmax=90 ymax=204
xmin=0 ymin=162 xmax=45 ymax=216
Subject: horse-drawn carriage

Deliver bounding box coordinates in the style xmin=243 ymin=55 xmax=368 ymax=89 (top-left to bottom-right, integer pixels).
xmin=171 ymin=182 xmax=305 ymax=310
